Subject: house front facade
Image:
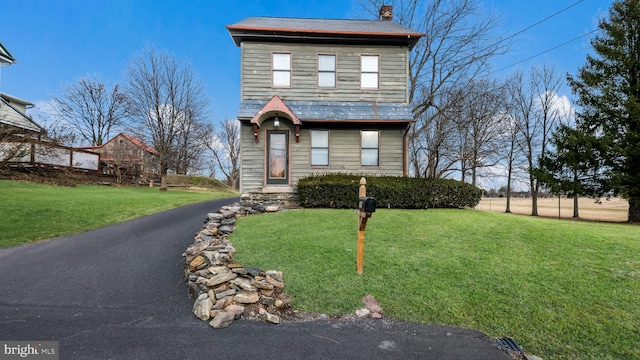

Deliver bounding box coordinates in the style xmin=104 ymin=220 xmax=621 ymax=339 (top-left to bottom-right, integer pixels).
xmin=227 ymin=7 xmax=423 ymax=204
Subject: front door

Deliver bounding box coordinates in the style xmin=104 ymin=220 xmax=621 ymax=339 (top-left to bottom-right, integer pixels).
xmin=267 ymin=131 xmax=288 ymax=185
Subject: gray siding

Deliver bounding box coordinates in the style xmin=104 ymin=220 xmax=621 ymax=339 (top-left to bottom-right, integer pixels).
xmin=240 ymin=122 xmax=265 ymax=194
xmin=240 ymin=120 xmax=405 ymax=194
xmin=241 ymin=43 xmax=409 ymax=103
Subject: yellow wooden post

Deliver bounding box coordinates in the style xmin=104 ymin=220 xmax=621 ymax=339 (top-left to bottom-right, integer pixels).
xmin=357 ymin=177 xmax=367 ymax=274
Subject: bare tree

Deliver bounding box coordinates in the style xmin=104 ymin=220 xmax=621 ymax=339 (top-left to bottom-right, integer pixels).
xmin=359 ymin=0 xmax=510 ymax=177
xmin=206 ymin=119 xmax=240 ymax=190
xmin=413 ymin=86 xmax=462 ymax=178
xmin=103 ymin=139 xmax=141 ymax=185
xmin=53 ymin=76 xmax=127 ymax=146
xmin=125 ymin=47 xmax=209 ymax=190
xmin=173 ymin=111 xmax=212 ymax=175
xmin=452 ymin=78 xmax=507 ymax=186
xmin=501 ymin=97 xmax=525 ymax=213
xmin=0 ymin=126 xmax=31 ymax=168
xmin=506 ymin=65 xmax=563 ymax=216
xmin=39 ymin=118 xmax=77 ymax=147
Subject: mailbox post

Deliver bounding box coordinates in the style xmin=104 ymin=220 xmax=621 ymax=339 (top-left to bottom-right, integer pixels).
xmin=356 ymin=177 xmax=376 ymax=274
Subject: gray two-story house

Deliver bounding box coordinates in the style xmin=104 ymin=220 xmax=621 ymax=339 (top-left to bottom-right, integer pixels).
xmin=227 ymin=7 xmax=423 ymax=205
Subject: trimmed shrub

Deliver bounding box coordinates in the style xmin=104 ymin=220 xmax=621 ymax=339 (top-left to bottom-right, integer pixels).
xmin=297 ymin=174 xmax=482 ymax=209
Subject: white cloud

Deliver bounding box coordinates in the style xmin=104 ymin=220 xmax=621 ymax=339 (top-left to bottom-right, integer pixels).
xmin=537 ymin=90 xmax=576 ymax=125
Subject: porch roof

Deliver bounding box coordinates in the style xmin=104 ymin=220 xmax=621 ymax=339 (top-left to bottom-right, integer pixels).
xmin=238 ymin=100 xmax=414 ymax=123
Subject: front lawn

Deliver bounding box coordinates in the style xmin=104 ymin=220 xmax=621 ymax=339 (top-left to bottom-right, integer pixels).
xmin=0 ymin=180 xmax=235 ymax=248
xmin=231 ymin=209 xmax=640 ymax=360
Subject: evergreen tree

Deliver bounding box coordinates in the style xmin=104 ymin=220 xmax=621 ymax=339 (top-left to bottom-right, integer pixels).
xmin=567 ymin=0 xmax=640 ymax=222
xmin=536 ymin=124 xmax=604 ymax=218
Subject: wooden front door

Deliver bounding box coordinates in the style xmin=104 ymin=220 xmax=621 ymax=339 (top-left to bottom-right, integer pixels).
xmin=267 ymin=130 xmax=288 ymax=185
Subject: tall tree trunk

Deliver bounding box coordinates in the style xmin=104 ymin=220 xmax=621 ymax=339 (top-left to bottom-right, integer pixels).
xmin=471 ymin=165 xmax=477 ymax=187
xmin=531 ymin=171 xmax=539 ymax=216
xmin=530 ymin=182 xmax=539 ymax=216
xmin=628 ymin=199 xmax=640 ymax=223
xmin=572 ymin=171 xmax=579 ymax=218
xmin=160 ymin=173 xmax=168 ymax=191
xmin=505 ymin=167 xmax=512 ymax=213
xmin=115 ymin=166 xmax=123 ymax=185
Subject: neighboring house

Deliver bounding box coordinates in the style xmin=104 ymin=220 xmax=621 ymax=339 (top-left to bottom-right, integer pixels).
xmin=0 ymin=93 xmax=45 ymax=138
xmin=0 ymin=42 xmax=100 ymax=172
xmin=0 ymin=40 xmax=16 ymax=65
xmin=227 ymin=6 xmax=424 ymax=204
xmin=1 ymin=41 xmax=44 ymax=139
xmin=79 ymin=133 xmax=159 ymax=181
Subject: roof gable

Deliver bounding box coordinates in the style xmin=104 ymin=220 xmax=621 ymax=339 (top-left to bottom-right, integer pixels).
xmin=250 ymin=95 xmax=301 ymax=127
xmin=100 ymin=133 xmax=158 ymax=155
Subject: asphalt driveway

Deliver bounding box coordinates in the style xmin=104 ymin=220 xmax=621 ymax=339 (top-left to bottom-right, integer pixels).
xmin=0 ymin=197 xmax=514 ymax=359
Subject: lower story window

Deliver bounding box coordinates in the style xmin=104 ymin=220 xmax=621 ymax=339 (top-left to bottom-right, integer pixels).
xmin=310 ymin=130 xmax=329 ymax=166
xmin=361 ymin=130 xmax=379 ymax=166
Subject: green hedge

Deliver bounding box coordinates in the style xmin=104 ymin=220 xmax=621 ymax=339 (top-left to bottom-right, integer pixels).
xmin=297 ymin=174 xmax=482 ymax=209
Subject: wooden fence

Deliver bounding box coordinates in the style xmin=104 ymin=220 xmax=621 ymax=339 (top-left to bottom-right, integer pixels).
xmin=0 ymin=139 xmax=100 ymax=172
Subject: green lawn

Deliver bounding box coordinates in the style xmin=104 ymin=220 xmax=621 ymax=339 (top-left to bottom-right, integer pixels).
xmin=230 ymin=208 xmax=640 ymax=360
xmin=0 ymin=180 xmax=235 ymax=248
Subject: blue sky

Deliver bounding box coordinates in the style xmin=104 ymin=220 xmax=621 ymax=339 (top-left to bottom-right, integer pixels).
xmin=0 ymin=0 xmax=611 ymax=126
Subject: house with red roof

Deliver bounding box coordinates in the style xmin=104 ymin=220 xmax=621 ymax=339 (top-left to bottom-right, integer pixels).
xmin=79 ymin=132 xmax=159 ymax=183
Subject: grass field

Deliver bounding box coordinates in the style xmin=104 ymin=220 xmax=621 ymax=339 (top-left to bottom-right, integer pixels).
xmin=3 ymin=179 xmax=637 ymax=359
xmin=477 ymin=196 xmax=629 ymax=222
xmin=0 ymin=180 xmax=235 ymax=248
xmin=231 ymin=208 xmax=640 ymax=360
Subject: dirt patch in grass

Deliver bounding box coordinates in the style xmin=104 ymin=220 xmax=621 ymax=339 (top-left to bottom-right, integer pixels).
xmin=476 ymin=196 xmax=629 ymax=222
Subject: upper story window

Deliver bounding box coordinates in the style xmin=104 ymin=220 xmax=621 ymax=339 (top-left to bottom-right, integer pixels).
xmin=310 ymin=130 xmax=329 ymax=166
xmin=272 ymin=53 xmax=291 ymax=87
xmin=361 ymin=55 xmax=379 ymax=89
xmin=361 ymin=130 xmax=379 ymax=166
xmin=318 ymin=54 xmax=336 ymax=88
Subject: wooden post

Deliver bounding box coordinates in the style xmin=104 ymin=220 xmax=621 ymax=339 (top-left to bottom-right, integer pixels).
xmin=357 ymin=177 xmax=367 ymax=274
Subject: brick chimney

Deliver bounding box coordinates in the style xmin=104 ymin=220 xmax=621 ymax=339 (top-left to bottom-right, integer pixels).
xmin=379 ymin=5 xmax=393 ymax=21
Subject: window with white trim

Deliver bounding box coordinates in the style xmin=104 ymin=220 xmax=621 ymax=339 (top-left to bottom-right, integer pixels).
xmin=272 ymin=53 xmax=291 ymax=87
xmin=318 ymin=54 xmax=336 ymax=88
xmin=361 ymin=130 xmax=379 ymax=166
xmin=310 ymin=130 xmax=329 ymax=166
xmin=361 ymin=55 xmax=379 ymax=89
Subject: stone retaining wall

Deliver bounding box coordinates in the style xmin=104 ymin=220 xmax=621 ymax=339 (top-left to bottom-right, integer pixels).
xmin=183 ymin=202 xmax=385 ymax=329
xmin=182 ymin=204 xmax=292 ymax=328
xmin=240 ymin=192 xmax=299 ymax=207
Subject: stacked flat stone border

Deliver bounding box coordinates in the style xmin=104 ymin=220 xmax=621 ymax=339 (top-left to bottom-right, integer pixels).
xmin=183 ymin=204 xmax=290 ymax=329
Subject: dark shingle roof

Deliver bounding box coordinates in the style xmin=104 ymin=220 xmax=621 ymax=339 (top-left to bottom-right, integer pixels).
xmin=227 ymin=17 xmax=424 ymax=49
xmin=230 ymin=17 xmax=422 ymax=35
xmin=238 ymin=100 xmax=414 ymax=122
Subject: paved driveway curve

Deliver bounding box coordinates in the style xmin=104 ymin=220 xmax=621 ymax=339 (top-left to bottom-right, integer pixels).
xmin=0 ymin=197 xmax=513 ymax=359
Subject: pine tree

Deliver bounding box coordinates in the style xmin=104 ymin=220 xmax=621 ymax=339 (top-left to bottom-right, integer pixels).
xmin=537 ymin=124 xmax=604 ymax=218
xmin=567 ymin=0 xmax=640 ymax=222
